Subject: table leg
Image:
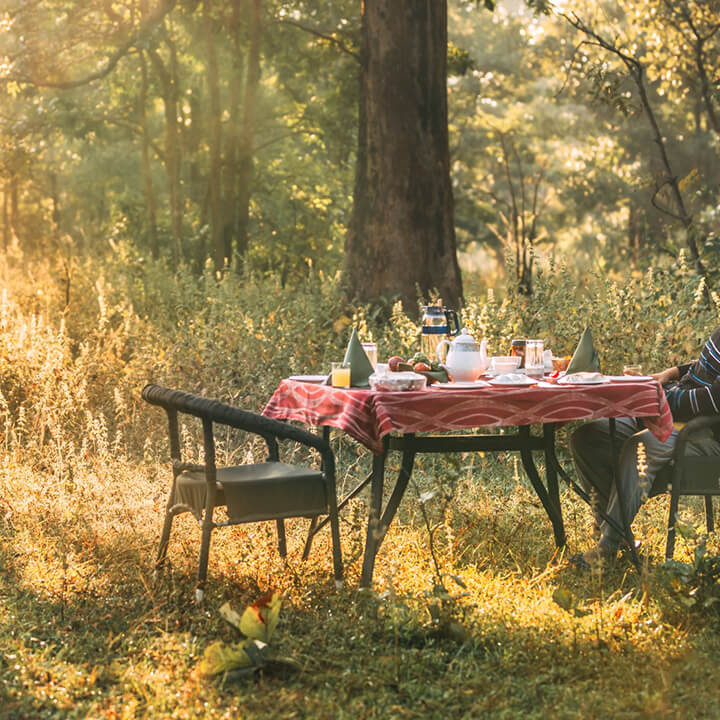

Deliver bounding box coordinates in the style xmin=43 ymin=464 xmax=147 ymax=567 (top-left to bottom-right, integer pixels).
xmin=360 ymin=450 xmax=386 ymax=587
xmin=359 ymin=442 xmax=416 ymax=588
xmin=519 ymin=426 xmax=566 ymax=547
xmin=543 ymin=424 xmax=565 ymax=546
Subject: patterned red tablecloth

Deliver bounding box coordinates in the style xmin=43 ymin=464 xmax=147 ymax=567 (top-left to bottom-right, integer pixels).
xmin=263 ymin=378 xmax=674 ymax=455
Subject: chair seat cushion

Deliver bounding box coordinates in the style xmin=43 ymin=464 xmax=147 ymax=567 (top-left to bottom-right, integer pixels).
xmin=173 ymin=462 xmax=328 ymax=522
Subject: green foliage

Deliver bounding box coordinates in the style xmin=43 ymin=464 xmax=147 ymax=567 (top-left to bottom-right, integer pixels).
xmin=460 ymin=252 xmax=720 ymax=373
xmin=661 ymin=537 xmax=720 ymax=617
xmin=200 ymin=592 xmax=293 ymax=678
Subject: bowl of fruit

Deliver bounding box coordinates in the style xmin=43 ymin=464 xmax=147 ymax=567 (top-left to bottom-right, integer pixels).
xmin=368 ymin=352 xmax=447 ymax=390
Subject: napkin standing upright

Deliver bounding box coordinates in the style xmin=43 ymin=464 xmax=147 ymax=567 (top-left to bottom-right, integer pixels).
xmin=566 ymin=326 xmax=601 ymax=375
xmin=343 ymin=328 xmax=375 ymax=387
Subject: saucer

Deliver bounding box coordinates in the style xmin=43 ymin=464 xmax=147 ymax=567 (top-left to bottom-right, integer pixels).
xmin=433 ymin=381 xmax=484 ymax=389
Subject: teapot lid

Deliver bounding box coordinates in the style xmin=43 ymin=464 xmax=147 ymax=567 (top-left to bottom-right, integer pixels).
xmin=452 ymin=327 xmax=478 ymax=345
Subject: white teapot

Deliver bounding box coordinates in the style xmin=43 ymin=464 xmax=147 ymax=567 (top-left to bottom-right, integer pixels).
xmin=436 ymin=328 xmax=489 ymax=382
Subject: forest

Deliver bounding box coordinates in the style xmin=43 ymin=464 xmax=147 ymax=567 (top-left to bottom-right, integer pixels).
xmin=2 ymin=1 xmax=720 ymax=718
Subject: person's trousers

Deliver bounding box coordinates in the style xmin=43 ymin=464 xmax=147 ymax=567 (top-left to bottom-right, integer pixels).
xmin=569 ymin=417 xmax=720 ymax=551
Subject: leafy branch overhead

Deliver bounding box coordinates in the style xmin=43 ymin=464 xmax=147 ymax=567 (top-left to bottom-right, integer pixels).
xmin=559 ymin=7 xmax=712 ymax=299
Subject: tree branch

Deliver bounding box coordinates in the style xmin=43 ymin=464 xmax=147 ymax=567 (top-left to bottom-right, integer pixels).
xmin=274 ymin=18 xmax=360 ymax=62
xmin=559 ymin=7 xmax=711 ymax=294
xmin=4 ymin=0 xmax=177 ymax=89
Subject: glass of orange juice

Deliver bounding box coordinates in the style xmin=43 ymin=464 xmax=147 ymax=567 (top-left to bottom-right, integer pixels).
xmin=331 ymin=362 xmax=351 ymax=388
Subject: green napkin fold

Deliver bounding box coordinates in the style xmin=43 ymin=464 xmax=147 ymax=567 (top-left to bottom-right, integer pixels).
xmin=343 ymin=328 xmax=375 ymax=387
xmin=566 ymin=326 xmax=601 ymax=375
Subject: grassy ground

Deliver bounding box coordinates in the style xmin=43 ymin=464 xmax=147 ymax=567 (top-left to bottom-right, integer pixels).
xmin=2 ymin=442 xmax=720 ymax=720
xmin=3 ymin=253 xmax=720 ymax=718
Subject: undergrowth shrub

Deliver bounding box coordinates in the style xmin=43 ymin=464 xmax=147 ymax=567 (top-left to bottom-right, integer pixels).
xmin=2 ymin=246 xmax=720 ymax=595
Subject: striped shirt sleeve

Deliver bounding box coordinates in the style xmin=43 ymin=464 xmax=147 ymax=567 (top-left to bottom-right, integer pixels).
xmin=665 ymin=377 xmax=720 ymax=421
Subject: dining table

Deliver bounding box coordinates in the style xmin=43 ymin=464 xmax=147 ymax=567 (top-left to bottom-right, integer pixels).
xmin=263 ymin=376 xmax=674 ymax=586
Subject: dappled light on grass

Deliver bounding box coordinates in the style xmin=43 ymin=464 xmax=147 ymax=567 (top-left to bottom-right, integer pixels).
xmin=3 ymin=443 xmax=720 ymax=717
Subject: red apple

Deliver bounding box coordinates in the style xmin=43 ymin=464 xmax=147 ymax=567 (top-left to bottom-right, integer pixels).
xmin=388 ymin=356 xmax=404 ymax=372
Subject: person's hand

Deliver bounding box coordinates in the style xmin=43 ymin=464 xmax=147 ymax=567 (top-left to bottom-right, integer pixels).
xmin=651 ymin=367 xmax=679 ymax=385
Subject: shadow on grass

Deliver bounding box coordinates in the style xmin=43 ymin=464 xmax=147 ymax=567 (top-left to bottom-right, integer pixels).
xmin=1 ymin=494 xmax=718 ymax=719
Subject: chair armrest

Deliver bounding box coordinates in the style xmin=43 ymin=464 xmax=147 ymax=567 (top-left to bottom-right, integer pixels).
xmin=142 ymin=384 xmax=331 ymax=454
xmin=674 ymin=415 xmax=720 ymax=459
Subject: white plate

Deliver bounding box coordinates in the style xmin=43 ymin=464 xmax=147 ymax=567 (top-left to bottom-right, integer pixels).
xmin=607 ymin=375 xmax=654 ymax=382
xmin=288 ymin=375 xmax=328 ymax=383
xmin=433 ymin=380 xmax=484 ymax=389
xmin=557 ymin=372 xmax=609 ymax=385
xmin=489 ymin=373 xmax=538 ymax=386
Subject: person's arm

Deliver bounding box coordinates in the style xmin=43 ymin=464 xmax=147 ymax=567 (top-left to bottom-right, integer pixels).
xmin=664 ymin=376 xmax=720 ymax=421
xmin=651 ymin=366 xmax=680 ymax=385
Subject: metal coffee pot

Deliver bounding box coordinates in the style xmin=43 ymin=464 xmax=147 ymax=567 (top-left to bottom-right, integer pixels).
xmin=420 ymin=303 xmax=460 ymax=359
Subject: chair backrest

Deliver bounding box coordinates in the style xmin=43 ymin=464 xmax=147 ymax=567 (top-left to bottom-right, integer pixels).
xmin=651 ymin=415 xmax=720 ymax=497
xmin=141 ymin=384 xmax=334 ymax=473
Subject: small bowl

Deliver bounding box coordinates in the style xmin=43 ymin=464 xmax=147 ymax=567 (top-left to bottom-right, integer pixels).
xmin=369 ymin=371 xmax=427 ymax=392
xmin=490 ymin=356 xmax=523 ymax=375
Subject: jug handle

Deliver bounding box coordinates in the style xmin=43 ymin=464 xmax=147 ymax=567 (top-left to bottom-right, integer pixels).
xmin=436 ymin=338 xmax=450 ymax=364
xmin=445 ymin=310 xmax=460 ymax=336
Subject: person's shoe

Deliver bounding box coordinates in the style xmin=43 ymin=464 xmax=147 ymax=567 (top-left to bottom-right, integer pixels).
xmin=569 ymin=544 xmax=617 ymax=571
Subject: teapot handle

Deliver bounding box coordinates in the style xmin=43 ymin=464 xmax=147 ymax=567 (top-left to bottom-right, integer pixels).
xmin=436 ymin=338 xmax=450 ymax=364
xmin=445 ymin=310 xmax=460 ymax=336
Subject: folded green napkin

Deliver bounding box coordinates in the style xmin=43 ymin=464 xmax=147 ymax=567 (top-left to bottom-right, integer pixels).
xmin=566 ymin=326 xmax=601 ymax=375
xmin=343 ymin=328 xmax=375 ymax=387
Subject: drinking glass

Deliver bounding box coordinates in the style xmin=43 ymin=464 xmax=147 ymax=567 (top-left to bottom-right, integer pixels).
xmin=623 ymin=364 xmax=643 ymax=376
xmin=525 ymin=339 xmax=545 ymax=379
xmin=331 ymin=362 xmax=351 ymax=388
xmin=510 ymin=339 xmax=526 ymax=368
xmin=361 ymin=342 xmax=378 ymax=369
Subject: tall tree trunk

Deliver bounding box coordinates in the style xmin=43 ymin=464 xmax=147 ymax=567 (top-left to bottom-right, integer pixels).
xmin=139 ymin=51 xmax=159 ymax=259
xmin=344 ymin=0 xmax=463 ymax=314
xmin=205 ymin=3 xmax=224 ymax=271
xmin=148 ymin=43 xmax=183 ymax=266
xmin=222 ymin=0 xmax=244 ymax=264
xmin=235 ymin=0 xmax=262 ymax=266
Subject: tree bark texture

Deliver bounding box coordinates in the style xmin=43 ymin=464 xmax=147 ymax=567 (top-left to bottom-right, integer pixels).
xmin=235 ymin=0 xmax=262 ymax=265
xmin=344 ymin=0 xmax=463 ymax=314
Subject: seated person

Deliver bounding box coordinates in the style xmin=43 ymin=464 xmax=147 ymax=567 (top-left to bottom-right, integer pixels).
xmin=570 ymin=328 xmax=720 ymax=566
